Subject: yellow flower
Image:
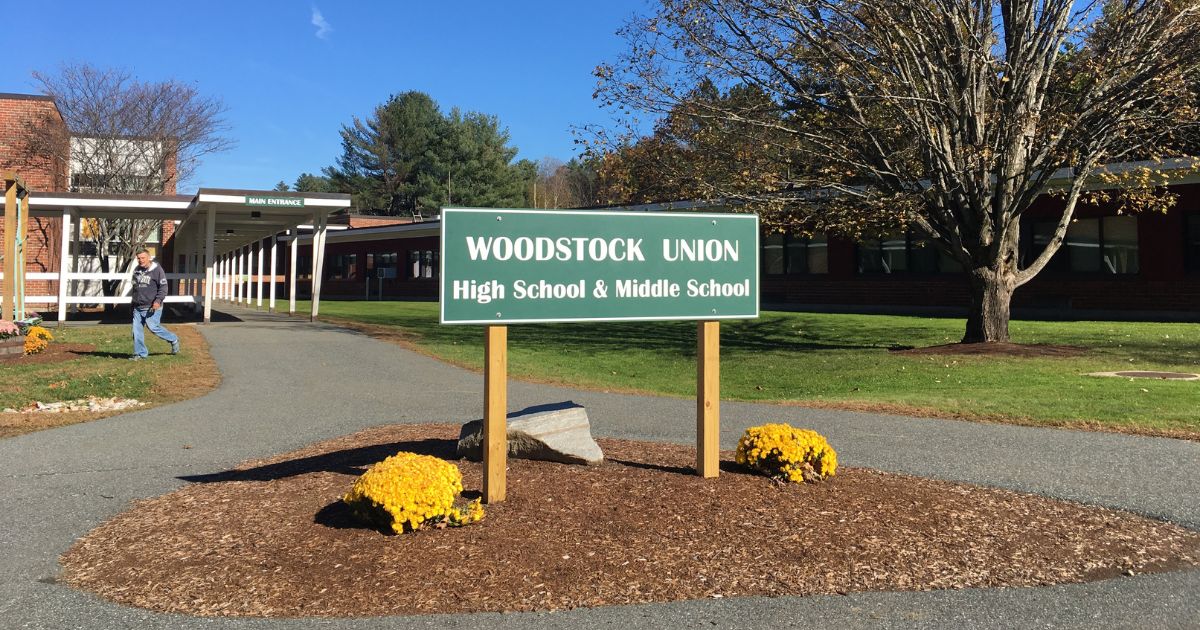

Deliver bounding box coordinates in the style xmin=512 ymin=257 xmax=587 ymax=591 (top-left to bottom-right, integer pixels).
xmin=23 ymin=326 xmax=53 ymax=355
xmin=735 ymin=423 xmax=837 ymax=484
xmin=343 ymin=451 xmax=483 ymax=534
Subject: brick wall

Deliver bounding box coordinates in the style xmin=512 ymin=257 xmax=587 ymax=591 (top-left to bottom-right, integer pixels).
xmin=331 ymin=215 xmax=420 ymax=229
xmin=1 ymin=94 xmax=69 ymax=300
xmin=2 ymin=93 xmax=184 ymax=303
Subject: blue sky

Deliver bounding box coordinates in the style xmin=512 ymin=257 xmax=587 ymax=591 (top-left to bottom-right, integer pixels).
xmin=1 ymin=1 xmax=648 ymax=192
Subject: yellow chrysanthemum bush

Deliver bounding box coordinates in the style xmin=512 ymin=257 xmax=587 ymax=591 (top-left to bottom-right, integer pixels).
xmin=23 ymin=326 xmax=53 ymax=355
xmin=735 ymin=423 xmax=838 ymax=484
xmin=342 ymin=451 xmax=484 ymax=534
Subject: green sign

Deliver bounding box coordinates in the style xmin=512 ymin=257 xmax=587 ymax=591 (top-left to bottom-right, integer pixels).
xmin=440 ymin=208 xmax=759 ymax=324
xmin=245 ymin=195 xmax=305 ymax=208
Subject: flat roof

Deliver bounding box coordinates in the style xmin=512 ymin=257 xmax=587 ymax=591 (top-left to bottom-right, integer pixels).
xmin=23 ymin=188 xmax=352 ymax=256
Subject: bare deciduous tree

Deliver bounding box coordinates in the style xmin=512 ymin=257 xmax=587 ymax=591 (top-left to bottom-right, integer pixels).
xmin=595 ymin=0 xmax=1200 ymax=342
xmin=24 ymin=63 xmax=232 ymax=303
xmin=528 ymin=157 xmax=600 ymax=209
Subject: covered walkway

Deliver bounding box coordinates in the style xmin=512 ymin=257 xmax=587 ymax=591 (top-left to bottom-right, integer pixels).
xmin=0 ymin=308 xmax=1196 ymax=628
xmin=11 ymin=188 xmax=350 ymax=323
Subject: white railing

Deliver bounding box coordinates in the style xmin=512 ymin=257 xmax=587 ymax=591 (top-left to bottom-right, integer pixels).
xmin=0 ymin=271 xmax=204 ymax=305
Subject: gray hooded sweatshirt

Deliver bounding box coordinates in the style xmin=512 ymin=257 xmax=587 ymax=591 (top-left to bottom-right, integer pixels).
xmin=131 ymin=261 xmax=168 ymax=308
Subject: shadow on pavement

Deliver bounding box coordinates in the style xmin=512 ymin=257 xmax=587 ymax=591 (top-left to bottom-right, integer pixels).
xmin=178 ymin=437 xmax=458 ymax=484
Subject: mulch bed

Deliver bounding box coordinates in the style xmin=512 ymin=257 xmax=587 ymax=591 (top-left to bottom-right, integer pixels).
xmin=0 ymin=342 xmax=97 ymax=366
xmin=890 ymin=342 xmax=1088 ymax=358
xmin=61 ymin=423 xmax=1200 ymax=618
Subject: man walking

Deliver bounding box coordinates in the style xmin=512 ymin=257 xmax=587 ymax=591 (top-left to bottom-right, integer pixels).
xmin=130 ymin=249 xmax=180 ymax=360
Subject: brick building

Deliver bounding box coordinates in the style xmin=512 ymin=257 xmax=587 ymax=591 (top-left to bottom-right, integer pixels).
xmin=284 ymin=162 xmax=1200 ymax=319
xmin=3 ymin=92 xmax=349 ymax=322
xmin=1 ymin=94 xmax=69 ymax=298
xmin=1 ymin=92 xmax=179 ymax=303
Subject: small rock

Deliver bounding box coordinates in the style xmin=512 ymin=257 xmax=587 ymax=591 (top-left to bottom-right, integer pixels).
xmin=457 ymin=401 xmax=604 ymax=465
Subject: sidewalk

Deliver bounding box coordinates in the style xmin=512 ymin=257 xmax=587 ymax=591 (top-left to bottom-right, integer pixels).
xmin=1 ymin=305 xmax=1196 ymax=629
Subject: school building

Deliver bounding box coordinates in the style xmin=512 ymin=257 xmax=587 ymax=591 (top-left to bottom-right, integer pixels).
xmin=1 ymin=92 xmax=349 ymax=322
xmin=4 ymin=90 xmax=1198 ymax=320
xmin=281 ymin=161 xmax=1200 ymax=319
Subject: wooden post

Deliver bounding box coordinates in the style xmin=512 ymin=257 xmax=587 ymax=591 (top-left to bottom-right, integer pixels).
xmin=3 ymin=183 xmax=17 ymax=321
xmin=484 ymin=325 xmax=508 ymax=503
xmin=696 ymin=320 xmax=720 ymax=478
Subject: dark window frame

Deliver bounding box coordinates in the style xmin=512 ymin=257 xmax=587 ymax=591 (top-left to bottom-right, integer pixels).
xmin=1023 ymin=215 xmax=1140 ymax=276
xmin=856 ymin=232 xmax=960 ymax=275
xmin=1186 ymin=214 xmax=1200 ymax=274
xmin=761 ymin=232 xmax=829 ymax=276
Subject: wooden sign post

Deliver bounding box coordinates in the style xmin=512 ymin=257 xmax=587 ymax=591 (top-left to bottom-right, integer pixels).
xmin=443 ymin=208 xmax=758 ymax=503
xmin=696 ymin=321 xmax=720 ymax=478
xmin=483 ymin=325 xmax=507 ymax=503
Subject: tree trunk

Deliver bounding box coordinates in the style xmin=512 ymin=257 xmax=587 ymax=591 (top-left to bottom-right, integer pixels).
xmin=963 ymin=268 xmax=1016 ymax=343
xmin=99 ymin=254 xmax=117 ymax=314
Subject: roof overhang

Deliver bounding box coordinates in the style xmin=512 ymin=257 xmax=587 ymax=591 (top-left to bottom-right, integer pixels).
xmin=27 ymin=188 xmax=352 ymax=256
xmin=286 ymin=220 xmax=441 ymax=245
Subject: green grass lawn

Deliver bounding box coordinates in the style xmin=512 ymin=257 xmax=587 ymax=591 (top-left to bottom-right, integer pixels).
xmin=0 ymin=325 xmax=202 ymax=411
xmin=302 ymin=300 xmax=1200 ymax=436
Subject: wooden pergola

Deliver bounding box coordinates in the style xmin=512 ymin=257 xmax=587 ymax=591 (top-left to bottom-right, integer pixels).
xmin=12 ymin=188 xmax=351 ymax=323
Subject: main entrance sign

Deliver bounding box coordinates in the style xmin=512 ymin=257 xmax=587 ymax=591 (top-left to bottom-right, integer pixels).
xmin=440 ymin=208 xmax=759 ymax=324
xmin=245 ymin=195 xmax=304 ymax=208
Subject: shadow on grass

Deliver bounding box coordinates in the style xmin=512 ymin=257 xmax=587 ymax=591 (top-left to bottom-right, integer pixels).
xmin=178 ymin=437 xmax=459 ymax=484
xmin=333 ymin=313 xmax=896 ymax=355
xmin=70 ymin=350 xmax=139 ymax=359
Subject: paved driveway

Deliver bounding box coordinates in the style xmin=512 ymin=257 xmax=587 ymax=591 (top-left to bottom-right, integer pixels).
xmin=1 ymin=308 xmax=1197 ymax=629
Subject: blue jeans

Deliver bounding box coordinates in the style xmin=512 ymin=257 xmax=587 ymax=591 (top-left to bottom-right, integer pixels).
xmin=132 ymin=306 xmax=178 ymax=358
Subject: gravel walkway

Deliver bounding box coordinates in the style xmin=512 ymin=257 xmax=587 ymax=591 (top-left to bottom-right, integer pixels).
xmin=1 ymin=306 xmax=1197 ymax=629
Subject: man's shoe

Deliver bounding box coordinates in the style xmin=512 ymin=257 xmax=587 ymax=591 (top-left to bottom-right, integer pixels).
xmin=170 ymin=340 xmax=181 ymax=355
xmin=128 ymin=355 xmax=145 ymax=361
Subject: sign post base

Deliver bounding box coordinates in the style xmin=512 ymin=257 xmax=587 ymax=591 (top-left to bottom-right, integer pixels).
xmin=697 ymin=320 xmax=720 ymax=478
xmin=484 ymin=325 xmax=508 ymax=503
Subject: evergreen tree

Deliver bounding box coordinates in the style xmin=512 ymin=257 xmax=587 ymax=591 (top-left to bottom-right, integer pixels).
xmin=323 ymin=92 xmax=528 ymax=216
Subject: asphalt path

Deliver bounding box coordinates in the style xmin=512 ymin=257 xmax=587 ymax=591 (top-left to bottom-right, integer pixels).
xmin=1 ymin=306 xmax=1197 ymax=629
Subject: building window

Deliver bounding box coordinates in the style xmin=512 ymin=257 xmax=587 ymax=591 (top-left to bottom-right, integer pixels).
xmin=329 ymin=254 xmax=357 ymax=281
xmin=408 ymin=250 xmax=438 ymax=279
xmin=762 ymin=233 xmax=828 ymax=275
xmin=297 ymin=256 xmax=312 ymax=280
xmin=1187 ymin=215 xmax=1200 ymax=273
xmin=367 ymin=252 xmax=400 ymax=278
xmin=858 ymin=232 xmax=957 ymax=274
xmin=1028 ymin=216 xmax=1138 ymax=274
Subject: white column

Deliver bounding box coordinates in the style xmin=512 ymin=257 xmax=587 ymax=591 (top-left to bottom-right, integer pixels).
xmin=57 ymin=208 xmax=73 ymax=323
xmin=192 ymin=237 xmax=202 ymax=313
xmin=233 ymin=249 xmax=241 ymax=303
xmin=269 ymin=234 xmax=278 ymax=313
xmin=71 ymin=217 xmax=81 ymax=314
xmin=256 ymin=239 xmax=264 ymax=308
xmin=203 ymin=206 xmax=216 ymax=323
xmin=314 ymin=213 xmax=328 ymax=319
xmin=309 ymin=220 xmax=319 ymax=321
xmin=288 ymin=229 xmax=297 ymax=316
xmin=243 ymin=245 xmax=251 ymax=305
xmin=311 ymin=213 xmax=328 ymax=320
